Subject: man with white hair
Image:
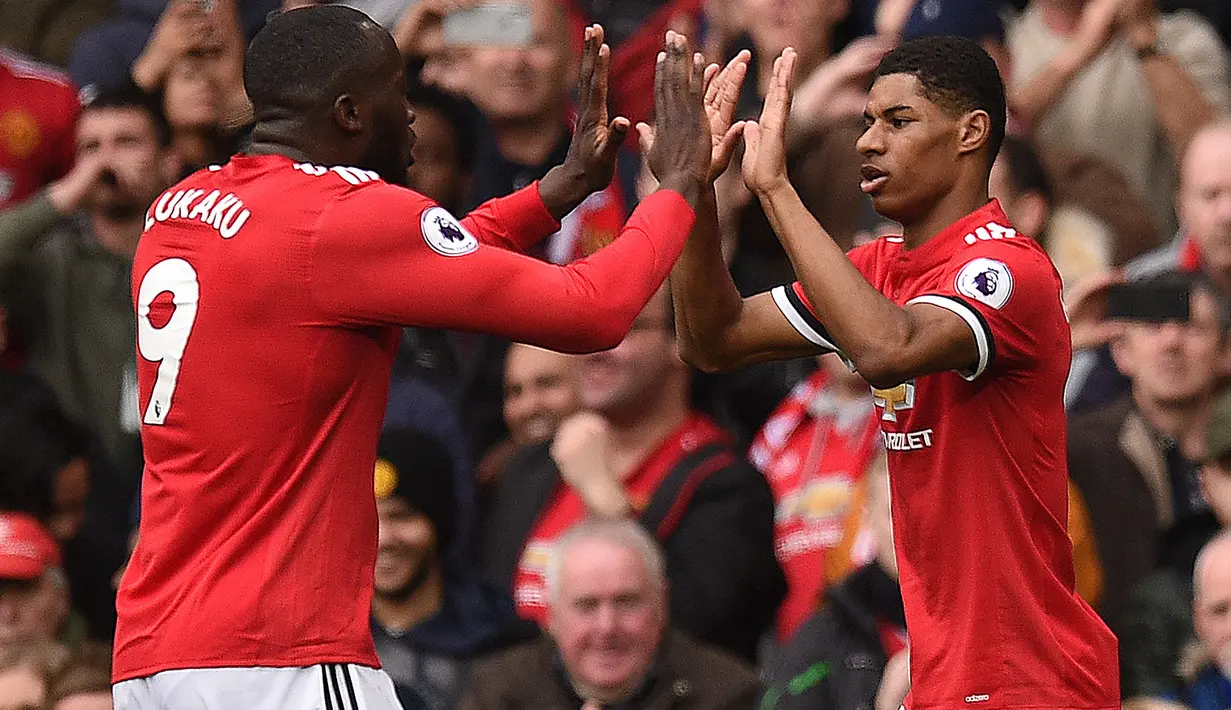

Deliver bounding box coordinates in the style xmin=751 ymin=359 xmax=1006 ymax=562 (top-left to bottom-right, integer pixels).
xmin=1163 ymin=531 xmax=1231 ymax=709
xmin=459 ymin=519 xmax=760 ymax=709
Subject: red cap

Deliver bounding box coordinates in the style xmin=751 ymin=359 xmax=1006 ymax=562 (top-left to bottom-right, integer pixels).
xmin=0 ymin=513 xmax=60 ymax=580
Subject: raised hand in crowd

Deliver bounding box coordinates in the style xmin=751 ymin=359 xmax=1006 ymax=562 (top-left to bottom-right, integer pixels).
xmin=45 ymin=154 xmax=107 ymax=216
xmin=550 ymin=412 xmax=630 ymax=519
xmin=791 ymin=36 xmax=895 ymax=132
xmin=538 ymin=25 xmax=631 ymax=219
xmin=391 ymin=0 xmax=479 ymax=58
xmin=131 ymin=0 xmax=223 ymax=92
xmin=1065 ymin=270 xmax=1128 ymax=352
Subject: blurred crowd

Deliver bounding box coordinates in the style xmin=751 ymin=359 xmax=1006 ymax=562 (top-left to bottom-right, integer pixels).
xmin=1 ymin=0 xmax=1230 ymax=708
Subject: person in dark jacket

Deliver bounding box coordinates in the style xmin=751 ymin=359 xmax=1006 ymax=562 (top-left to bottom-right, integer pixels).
xmin=460 ymin=519 xmax=761 ymax=710
xmin=478 ymin=288 xmax=785 ymax=663
xmin=372 ymin=428 xmax=519 ymax=710
xmin=762 ymin=456 xmax=909 ymax=710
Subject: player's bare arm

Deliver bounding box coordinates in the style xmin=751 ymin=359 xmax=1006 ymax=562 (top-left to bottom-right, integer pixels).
xmin=537 ymin=24 xmax=629 ymax=220
xmin=651 ymin=51 xmax=825 ymax=373
xmin=743 ymin=50 xmax=979 ymax=389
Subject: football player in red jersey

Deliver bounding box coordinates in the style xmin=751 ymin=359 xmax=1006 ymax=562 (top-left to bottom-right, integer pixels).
xmin=667 ymin=37 xmax=1119 ymax=710
xmin=113 ymin=6 xmax=712 ymax=709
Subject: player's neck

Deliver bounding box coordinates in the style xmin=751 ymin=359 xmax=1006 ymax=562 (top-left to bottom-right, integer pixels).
xmin=900 ymin=180 xmax=990 ymax=250
xmin=371 ymin=566 xmax=445 ymax=634
xmin=1135 ymin=393 xmax=1213 ymax=460
xmin=602 ymin=398 xmax=691 ymax=481
xmin=492 ymin=115 xmax=566 ymax=167
xmin=246 ymin=119 xmax=334 ymax=167
xmin=90 ymin=212 xmax=143 ymax=258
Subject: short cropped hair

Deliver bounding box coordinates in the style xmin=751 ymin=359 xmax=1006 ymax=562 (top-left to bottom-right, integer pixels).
xmin=80 ymin=84 xmax=171 ymax=147
xmin=244 ymin=5 xmax=391 ymax=113
xmin=545 ymin=519 xmax=667 ymax=605
xmin=875 ymin=36 xmax=1007 ymax=166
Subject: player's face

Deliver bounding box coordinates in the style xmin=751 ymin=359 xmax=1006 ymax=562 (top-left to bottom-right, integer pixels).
xmin=503 ymin=345 xmax=581 ymax=445
xmin=578 ymin=291 xmax=681 ymax=421
xmin=856 ymin=74 xmax=969 ymax=225
xmin=362 ymin=49 xmax=415 ymax=188
xmin=405 ymin=104 xmax=469 ymax=211
xmin=465 ymin=0 xmax=572 ymax=123
xmin=374 ymin=497 xmax=437 ymax=598
xmin=1115 ymin=289 xmax=1227 ymax=406
xmin=1179 ymin=129 xmax=1231 ymax=285
xmin=1194 ymin=544 xmax=1231 ymax=676
xmin=76 ymin=107 xmax=171 ymax=219
xmin=549 ymin=539 xmax=664 ymax=699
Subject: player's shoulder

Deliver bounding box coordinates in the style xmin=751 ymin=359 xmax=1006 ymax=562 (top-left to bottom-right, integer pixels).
xmin=946 ymin=217 xmax=1053 ymax=273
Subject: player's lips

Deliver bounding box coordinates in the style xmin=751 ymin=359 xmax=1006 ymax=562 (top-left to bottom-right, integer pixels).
xmin=860 ymin=164 xmax=889 ymax=194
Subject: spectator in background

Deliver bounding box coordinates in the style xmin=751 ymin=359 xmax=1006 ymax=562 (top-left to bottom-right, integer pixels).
xmin=0 ymin=640 xmax=68 ymax=710
xmin=480 ymin=287 xmax=785 ymax=663
xmin=156 ymin=54 xmax=245 ymax=174
xmin=0 ymin=513 xmax=73 ymax=647
xmin=372 ymin=429 xmax=517 ymax=710
xmin=477 ymin=343 xmax=582 ymax=490
xmin=1007 ymin=0 xmax=1231 ymax=239
xmin=1120 ymin=386 xmax=1231 ymax=706
xmin=460 ymin=519 xmax=761 ymax=709
xmin=0 ymin=86 xmax=180 ymax=491
xmin=761 ymin=453 xmax=909 ymax=710
xmin=406 ymin=81 xmax=476 ymax=214
xmin=1175 ymin=531 xmax=1231 ymax=710
xmin=1068 ymin=272 xmax=1231 ymax=639
xmin=748 ymin=353 xmax=880 ymax=643
xmin=47 ymin=644 xmax=114 ymax=710
xmin=68 ymin=0 xmax=278 ymax=93
xmin=1128 ymin=120 xmax=1231 ymax=294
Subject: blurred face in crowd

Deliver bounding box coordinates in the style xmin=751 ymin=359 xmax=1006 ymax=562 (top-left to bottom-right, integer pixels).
xmin=989 ymin=155 xmax=1048 ymax=239
xmin=77 ymin=106 xmax=174 ymax=220
xmin=375 ymin=495 xmax=437 ymax=600
xmin=549 ymin=537 xmax=665 ymax=703
xmin=1194 ymin=537 xmax=1231 ymax=677
xmin=361 ymin=36 xmax=416 ymax=188
xmin=743 ymin=0 xmax=849 ymax=67
xmin=0 ymin=572 xmax=69 ymax=646
xmin=1201 ymin=456 xmax=1231 ymax=525
xmin=504 ymin=344 xmax=581 ymax=445
xmin=163 ymin=57 xmax=220 ymax=131
xmin=51 ymin=457 xmax=89 ymax=542
xmin=579 ymin=288 xmax=685 ymax=424
xmin=856 ymin=74 xmax=981 ymax=226
xmin=406 ymin=102 xmax=470 ymax=212
xmin=53 ymin=693 xmax=114 ymax=710
xmin=1179 ymin=124 xmax=1231 ymax=286
xmin=0 ymin=664 xmax=45 ymax=710
xmin=1112 ymin=288 xmax=1228 ymax=409
xmin=465 ymin=0 xmax=574 ymax=124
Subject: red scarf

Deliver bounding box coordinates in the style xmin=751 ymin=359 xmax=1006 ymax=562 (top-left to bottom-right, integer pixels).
xmin=750 ymin=369 xmax=881 ymax=641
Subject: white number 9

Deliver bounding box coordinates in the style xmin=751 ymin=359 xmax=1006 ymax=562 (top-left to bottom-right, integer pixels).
xmin=137 ymin=258 xmax=199 ymax=425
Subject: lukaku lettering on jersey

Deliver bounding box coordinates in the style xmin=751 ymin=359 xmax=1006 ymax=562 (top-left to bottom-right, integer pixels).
xmin=770 ymin=200 xmax=1119 ymax=710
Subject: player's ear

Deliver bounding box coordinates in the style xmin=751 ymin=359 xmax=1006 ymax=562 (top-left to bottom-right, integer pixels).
xmin=332 ymin=94 xmax=364 ymax=134
xmin=957 ymin=109 xmax=991 ymax=160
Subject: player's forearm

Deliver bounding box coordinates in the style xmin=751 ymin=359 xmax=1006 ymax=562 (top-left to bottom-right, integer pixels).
xmin=669 ymin=187 xmax=749 ymax=372
xmin=538 ymin=163 xmax=594 ymax=221
xmin=1141 ymin=54 xmax=1217 ymax=162
xmin=758 ymin=184 xmax=915 ymax=385
xmin=462 ymin=183 xmax=561 ymax=253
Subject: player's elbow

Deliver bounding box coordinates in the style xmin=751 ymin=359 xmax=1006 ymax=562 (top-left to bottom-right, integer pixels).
xmin=566 ymin=317 xmax=629 ymax=354
xmin=852 ymin=352 xmax=913 ymax=391
xmin=676 ymin=336 xmax=741 ymax=374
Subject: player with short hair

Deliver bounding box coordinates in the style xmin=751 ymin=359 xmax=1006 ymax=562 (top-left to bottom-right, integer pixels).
xmin=112 ymin=6 xmax=711 ymax=709
xmin=667 ymin=36 xmax=1120 ymax=709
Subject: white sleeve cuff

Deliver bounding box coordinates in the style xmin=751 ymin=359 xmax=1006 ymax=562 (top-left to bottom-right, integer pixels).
xmin=907 ymin=294 xmax=995 ymax=380
xmin=771 ymin=285 xmax=840 ymax=353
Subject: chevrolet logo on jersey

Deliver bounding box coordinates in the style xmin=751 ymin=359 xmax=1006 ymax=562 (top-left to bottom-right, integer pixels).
xmin=873 ymin=381 xmax=915 ymax=422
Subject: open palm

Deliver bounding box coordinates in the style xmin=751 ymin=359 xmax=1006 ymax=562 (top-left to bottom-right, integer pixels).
xmin=742 ymin=48 xmax=797 ymax=196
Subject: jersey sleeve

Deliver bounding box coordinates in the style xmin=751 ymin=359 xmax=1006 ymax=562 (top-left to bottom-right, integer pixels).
xmin=459 ymin=182 xmax=560 ymax=253
xmin=309 ymin=183 xmax=695 ymax=353
xmin=907 ymin=240 xmax=1066 ymax=380
xmin=768 ymin=240 xmax=881 ymax=354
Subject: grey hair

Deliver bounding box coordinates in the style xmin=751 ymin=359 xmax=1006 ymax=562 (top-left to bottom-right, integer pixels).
xmin=545 ymin=518 xmax=667 ymax=605
xmin=1194 ymin=529 xmax=1231 ymax=601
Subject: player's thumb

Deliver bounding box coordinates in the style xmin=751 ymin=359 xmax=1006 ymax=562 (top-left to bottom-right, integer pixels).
xmin=603 ymin=117 xmax=631 ymax=160
xmin=635 ymin=122 xmax=655 ymax=154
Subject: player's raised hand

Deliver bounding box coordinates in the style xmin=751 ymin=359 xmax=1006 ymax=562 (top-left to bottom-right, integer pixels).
xmin=639 ymin=31 xmax=710 ymax=196
xmin=564 ymin=25 xmax=630 ymax=192
xmin=742 ymin=47 xmax=797 ymax=197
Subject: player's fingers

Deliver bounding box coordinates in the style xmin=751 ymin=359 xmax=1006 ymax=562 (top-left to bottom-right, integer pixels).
xmin=577 ymin=25 xmax=599 ymax=123
xmin=636 ymin=121 xmax=656 ymax=155
xmin=714 ymin=121 xmax=746 ymax=169
xmin=702 ymin=62 xmax=720 ymax=104
xmin=594 ymin=42 xmax=613 ymax=121
xmin=602 ymin=117 xmax=631 ymax=160
xmin=653 ymin=50 xmax=667 ymax=129
xmin=691 ymin=49 xmax=706 ymax=101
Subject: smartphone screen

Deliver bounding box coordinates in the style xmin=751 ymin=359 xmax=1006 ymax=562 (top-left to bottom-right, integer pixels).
xmin=443 ymin=4 xmax=534 ymax=47
xmin=1106 ymin=282 xmax=1192 ymax=322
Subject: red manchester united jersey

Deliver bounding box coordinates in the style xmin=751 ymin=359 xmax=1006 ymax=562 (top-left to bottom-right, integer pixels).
xmin=115 ymin=154 xmax=695 ymax=682
xmin=772 ymin=201 xmax=1118 ymax=710
xmin=0 ymin=49 xmax=77 ymax=208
